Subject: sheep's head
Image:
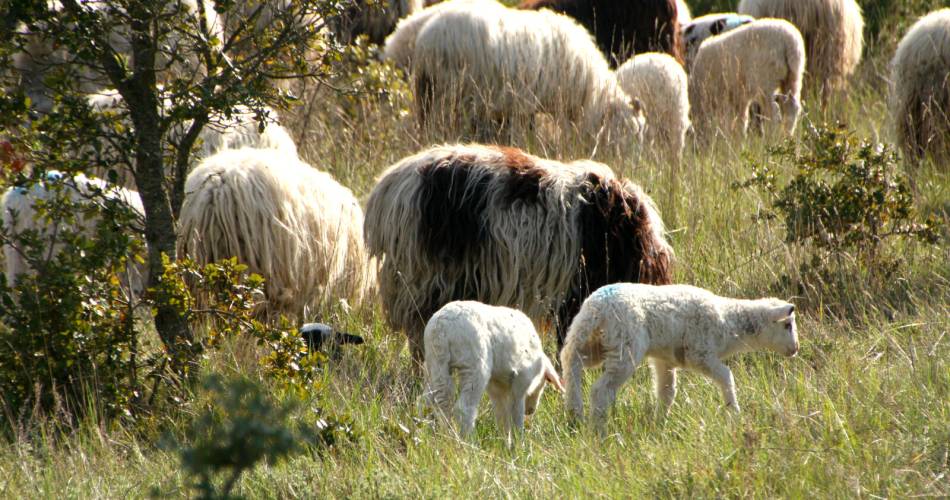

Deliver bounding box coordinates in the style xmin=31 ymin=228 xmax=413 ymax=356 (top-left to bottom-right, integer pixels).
xmin=525 ymin=357 xmax=565 ymax=416
xmin=758 ymin=302 xmax=798 ymax=357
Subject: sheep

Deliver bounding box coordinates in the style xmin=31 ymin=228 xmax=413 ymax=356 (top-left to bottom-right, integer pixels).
xmin=1 ymin=171 xmax=146 ymax=295
xmin=689 ymin=19 xmax=805 ymax=140
xmin=561 ymin=283 xmax=799 ymax=427
xmin=738 ymin=0 xmax=864 ymax=99
xmin=616 ymin=53 xmax=690 ymax=161
xmin=364 ymin=144 xmax=674 ymax=363
xmin=10 ymin=0 xmax=224 ymax=115
xmin=178 ymin=148 xmax=375 ymax=321
xmin=681 ymin=13 xmax=755 ymax=68
xmin=410 ymin=5 xmax=644 ymax=143
xmin=86 ymin=89 xmax=298 ymax=189
xmin=890 ymin=8 xmax=950 ymax=165
xmin=423 ymin=301 xmax=564 ymax=442
xmin=518 ymin=0 xmax=685 ymax=67
xmin=383 ymin=0 xmax=502 ymax=71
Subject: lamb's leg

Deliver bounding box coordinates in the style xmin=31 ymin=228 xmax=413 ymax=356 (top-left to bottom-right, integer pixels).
xmin=455 ymin=367 xmax=490 ymax=438
xmin=590 ymin=344 xmax=643 ymax=430
xmin=487 ymin=384 xmax=511 ymax=438
xmin=508 ymin=397 xmax=527 ymax=447
xmin=652 ymin=359 xmax=677 ymax=413
xmin=701 ymin=358 xmax=740 ymax=412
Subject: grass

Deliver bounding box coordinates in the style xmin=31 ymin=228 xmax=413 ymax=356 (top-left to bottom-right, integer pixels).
xmin=1 ymin=3 xmax=949 ymax=498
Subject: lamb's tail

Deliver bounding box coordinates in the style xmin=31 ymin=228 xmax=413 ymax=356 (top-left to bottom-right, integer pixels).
xmin=423 ymin=329 xmax=455 ymax=419
xmin=560 ymin=296 xmax=604 ymax=421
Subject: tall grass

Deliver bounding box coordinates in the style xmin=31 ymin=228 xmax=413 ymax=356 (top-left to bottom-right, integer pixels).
xmin=0 ymin=1 xmax=948 ymax=497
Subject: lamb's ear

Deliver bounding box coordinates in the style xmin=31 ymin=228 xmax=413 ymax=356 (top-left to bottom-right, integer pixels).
xmin=772 ymin=303 xmax=795 ymax=322
xmin=545 ymin=362 xmax=565 ymax=393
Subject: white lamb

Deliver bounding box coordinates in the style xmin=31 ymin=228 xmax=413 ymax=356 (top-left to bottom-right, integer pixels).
xmin=411 ymin=4 xmax=644 ymax=142
xmin=689 ymin=18 xmax=805 ymax=140
xmin=681 ymin=13 xmax=755 ymax=68
xmin=423 ymin=301 xmax=564 ymax=442
xmin=616 ymin=53 xmax=690 ymax=161
xmin=561 ymin=283 xmax=798 ymax=427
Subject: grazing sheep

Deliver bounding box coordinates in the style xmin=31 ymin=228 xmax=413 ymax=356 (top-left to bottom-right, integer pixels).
xmin=689 ymin=19 xmax=805 ymax=140
xmin=330 ymin=0 xmax=423 ymax=45
xmin=890 ymin=8 xmax=950 ymax=165
xmin=178 ymin=148 xmax=375 ymax=320
xmin=383 ymin=0 xmax=501 ymax=71
xmin=561 ymin=283 xmax=798 ymax=426
xmin=423 ymin=301 xmax=564 ymax=442
xmin=411 ymin=5 xmax=644 ymax=142
xmin=86 ymin=90 xmax=298 ymax=189
xmin=10 ymin=0 xmax=224 ymax=115
xmin=364 ymin=144 xmax=674 ymax=363
xmin=682 ymin=13 xmax=755 ymax=68
xmin=2 ymin=172 xmax=146 ymax=294
xmin=616 ymin=53 xmax=690 ymax=161
xmin=738 ymin=0 xmax=863 ymax=98
xmin=518 ymin=0 xmax=685 ymax=67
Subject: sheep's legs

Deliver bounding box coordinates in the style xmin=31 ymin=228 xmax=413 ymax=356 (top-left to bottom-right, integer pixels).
xmin=702 ymin=358 xmax=740 ymax=412
xmin=487 ymin=384 xmax=512 ymax=438
xmin=455 ymin=369 xmax=490 ymax=438
xmin=652 ymin=359 xmax=677 ymax=413
xmin=590 ymin=346 xmax=642 ymax=429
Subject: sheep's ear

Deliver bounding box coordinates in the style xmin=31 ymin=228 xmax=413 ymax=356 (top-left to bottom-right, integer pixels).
xmin=772 ymin=303 xmax=795 ymax=322
xmin=546 ymin=364 xmax=565 ymax=393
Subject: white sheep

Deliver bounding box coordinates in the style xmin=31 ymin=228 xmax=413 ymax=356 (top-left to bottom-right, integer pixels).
xmin=676 ymin=0 xmax=692 ymax=26
xmin=410 ymin=4 xmax=644 ymax=142
xmin=738 ymin=0 xmax=863 ymax=98
xmin=178 ymin=148 xmax=375 ymax=320
xmin=2 ymin=172 xmax=146 ymax=295
xmin=383 ymin=0 xmax=502 ymax=71
xmin=689 ymin=19 xmax=805 ymax=140
xmin=681 ymin=13 xmax=755 ymax=68
xmin=616 ymin=53 xmax=690 ymax=161
xmin=890 ymin=8 xmax=950 ymax=165
xmin=423 ymin=301 xmax=564 ymax=442
xmin=561 ymin=283 xmax=799 ymax=427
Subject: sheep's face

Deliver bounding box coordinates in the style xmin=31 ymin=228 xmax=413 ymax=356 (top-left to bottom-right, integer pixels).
xmin=760 ymin=303 xmax=799 ymax=357
xmin=526 ymin=358 xmax=565 ymax=415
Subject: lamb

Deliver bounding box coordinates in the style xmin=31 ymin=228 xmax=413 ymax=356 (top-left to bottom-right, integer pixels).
xmin=411 ymin=5 xmax=644 ymax=142
xmin=738 ymin=0 xmax=863 ymax=99
xmin=518 ymin=0 xmax=684 ymax=67
xmin=890 ymin=8 xmax=950 ymax=165
xmin=681 ymin=13 xmax=755 ymax=68
xmin=178 ymin=148 xmax=375 ymax=321
xmin=423 ymin=301 xmax=564 ymax=442
xmin=561 ymin=283 xmax=799 ymax=427
xmin=2 ymin=171 xmax=146 ymax=295
xmin=689 ymin=19 xmax=805 ymax=140
xmin=616 ymin=53 xmax=690 ymax=161
xmin=364 ymin=144 xmax=674 ymax=363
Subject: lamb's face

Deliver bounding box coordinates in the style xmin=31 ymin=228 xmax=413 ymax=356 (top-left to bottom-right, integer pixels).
xmin=524 ymin=379 xmax=546 ymax=416
xmin=761 ymin=303 xmax=799 ymax=357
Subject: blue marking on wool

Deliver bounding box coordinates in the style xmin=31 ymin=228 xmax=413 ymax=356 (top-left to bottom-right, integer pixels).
xmin=593 ymin=283 xmax=625 ymax=299
xmin=726 ymin=16 xmax=753 ymax=30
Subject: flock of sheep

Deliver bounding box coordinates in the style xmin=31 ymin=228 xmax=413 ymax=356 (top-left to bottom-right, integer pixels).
xmin=2 ymin=0 xmax=948 ymax=439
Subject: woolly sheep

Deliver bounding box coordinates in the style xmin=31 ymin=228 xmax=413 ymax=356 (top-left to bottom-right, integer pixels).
xmin=682 ymin=13 xmax=755 ymax=68
xmin=561 ymin=283 xmax=798 ymax=427
xmin=890 ymin=8 xmax=950 ymax=165
xmin=738 ymin=0 xmax=863 ymax=98
xmin=1 ymin=172 xmax=146 ymax=294
xmin=364 ymin=144 xmax=674 ymax=363
xmin=616 ymin=53 xmax=690 ymax=161
xmin=178 ymin=148 xmax=375 ymax=321
xmin=423 ymin=301 xmax=564 ymax=442
xmin=383 ymin=0 xmax=502 ymax=71
xmin=411 ymin=5 xmax=644 ymax=142
xmin=518 ymin=0 xmax=684 ymax=67
xmin=689 ymin=19 xmax=805 ymax=140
